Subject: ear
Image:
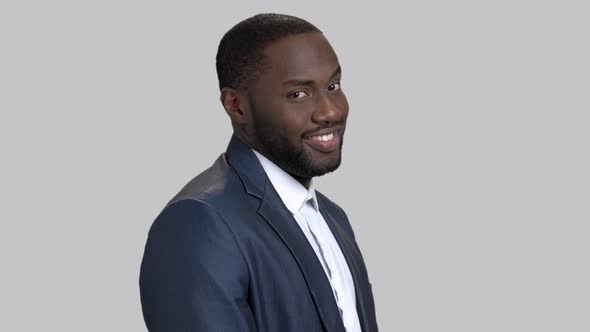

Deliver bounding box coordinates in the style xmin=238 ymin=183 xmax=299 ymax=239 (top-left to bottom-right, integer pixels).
xmin=220 ymin=87 xmax=249 ymax=127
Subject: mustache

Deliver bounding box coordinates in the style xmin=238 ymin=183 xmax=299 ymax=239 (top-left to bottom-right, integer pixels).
xmin=303 ymin=123 xmax=345 ymax=137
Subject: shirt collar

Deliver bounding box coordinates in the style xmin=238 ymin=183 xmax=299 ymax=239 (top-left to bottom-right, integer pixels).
xmin=252 ymin=148 xmax=319 ymax=213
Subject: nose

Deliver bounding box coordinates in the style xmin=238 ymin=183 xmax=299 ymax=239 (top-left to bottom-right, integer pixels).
xmin=312 ymin=92 xmax=347 ymax=125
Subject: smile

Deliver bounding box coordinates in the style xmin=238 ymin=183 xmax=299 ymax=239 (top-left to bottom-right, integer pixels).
xmin=310 ymin=132 xmax=334 ymax=141
xmin=304 ymin=131 xmax=340 ymax=152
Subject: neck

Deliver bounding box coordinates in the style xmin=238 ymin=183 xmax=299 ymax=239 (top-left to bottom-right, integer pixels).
xmin=292 ymin=175 xmax=311 ymax=189
xmin=235 ymin=131 xmax=313 ymax=190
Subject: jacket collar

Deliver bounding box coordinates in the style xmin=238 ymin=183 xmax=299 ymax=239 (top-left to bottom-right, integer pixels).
xmin=224 ymin=133 xmax=267 ymax=200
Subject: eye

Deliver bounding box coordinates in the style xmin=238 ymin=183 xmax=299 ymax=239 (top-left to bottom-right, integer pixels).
xmin=287 ymin=91 xmax=310 ymax=99
xmin=328 ymin=82 xmax=341 ymax=91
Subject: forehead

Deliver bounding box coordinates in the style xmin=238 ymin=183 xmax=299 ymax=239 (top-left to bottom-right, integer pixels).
xmin=260 ymin=32 xmax=340 ymax=80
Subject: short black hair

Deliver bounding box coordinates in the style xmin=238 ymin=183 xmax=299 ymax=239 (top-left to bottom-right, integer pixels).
xmin=215 ymin=13 xmax=322 ymax=91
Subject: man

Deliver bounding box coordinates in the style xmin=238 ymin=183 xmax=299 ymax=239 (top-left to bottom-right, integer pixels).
xmin=140 ymin=13 xmax=378 ymax=332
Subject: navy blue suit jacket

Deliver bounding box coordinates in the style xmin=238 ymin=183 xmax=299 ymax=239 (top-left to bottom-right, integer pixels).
xmin=140 ymin=134 xmax=378 ymax=331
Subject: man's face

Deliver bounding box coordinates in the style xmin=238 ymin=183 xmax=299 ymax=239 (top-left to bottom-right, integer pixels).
xmin=244 ymin=32 xmax=349 ymax=180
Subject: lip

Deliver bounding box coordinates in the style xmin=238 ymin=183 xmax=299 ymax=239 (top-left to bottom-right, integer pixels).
xmin=304 ymin=126 xmax=343 ymax=138
xmin=303 ymin=130 xmax=341 ymax=153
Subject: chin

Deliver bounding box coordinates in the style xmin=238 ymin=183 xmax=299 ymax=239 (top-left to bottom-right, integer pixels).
xmin=307 ymin=155 xmax=342 ymax=177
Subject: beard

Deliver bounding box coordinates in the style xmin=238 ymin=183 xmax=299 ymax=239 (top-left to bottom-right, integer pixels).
xmin=250 ymin=109 xmax=343 ymax=179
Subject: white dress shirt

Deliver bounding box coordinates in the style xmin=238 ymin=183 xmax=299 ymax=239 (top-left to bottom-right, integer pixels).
xmin=252 ymin=149 xmax=362 ymax=332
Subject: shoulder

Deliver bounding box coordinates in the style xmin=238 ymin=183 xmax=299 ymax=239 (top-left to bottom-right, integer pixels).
xmin=166 ymin=153 xmax=243 ymax=209
xmin=315 ymin=190 xmax=357 ymax=240
xmin=315 ymin=190 xmax=347 ymax=218
xmin=149 ymin=152 xmax=257 ymax=241
xmin=148 ymin=198 xmax=233 ymax=244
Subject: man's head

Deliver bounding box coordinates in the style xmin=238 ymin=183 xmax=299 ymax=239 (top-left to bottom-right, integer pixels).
xmin=216 ymin=13 xmax=349 ymax=185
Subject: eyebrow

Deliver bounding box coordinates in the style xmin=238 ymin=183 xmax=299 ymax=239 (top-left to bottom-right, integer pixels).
xmin=282 ymin=66 xmax=341 ymax=87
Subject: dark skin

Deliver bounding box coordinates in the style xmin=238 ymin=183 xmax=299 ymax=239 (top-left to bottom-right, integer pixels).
xmin=220 ymin=32 xmax=349 ymax=189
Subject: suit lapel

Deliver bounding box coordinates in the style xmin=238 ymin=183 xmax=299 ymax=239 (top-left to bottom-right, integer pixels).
xmin=225 ymin=134 xmax=346 ymax=332
xmin=258 ymin=187 xmax=346 ymax=332
xmin=317 ymin=199 xmax=373 ymax=332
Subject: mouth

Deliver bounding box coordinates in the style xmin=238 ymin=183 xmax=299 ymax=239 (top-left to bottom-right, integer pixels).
xmin=303 ymin=130 xmax=341 ymax=153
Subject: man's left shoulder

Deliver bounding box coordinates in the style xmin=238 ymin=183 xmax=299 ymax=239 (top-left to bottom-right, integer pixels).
xmin=315 ymin=190 xmax=344 ymax=214
xmin=315 ymin=190 xmax=356 ymax=238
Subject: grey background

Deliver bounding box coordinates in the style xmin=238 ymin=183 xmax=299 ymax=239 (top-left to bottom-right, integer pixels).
xmin=1 ymin=0 xmax=588 ymax=331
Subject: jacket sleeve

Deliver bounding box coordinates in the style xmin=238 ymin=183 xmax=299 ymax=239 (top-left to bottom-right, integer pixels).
xmin=139 ymin=198 xmax=256 ymax=331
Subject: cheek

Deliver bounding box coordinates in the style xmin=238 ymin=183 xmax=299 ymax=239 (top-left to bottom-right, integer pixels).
xmin=273 ymin=104 xmax=311 ymax=134
xmin=285 ymin=113 xmax=311 ymax=137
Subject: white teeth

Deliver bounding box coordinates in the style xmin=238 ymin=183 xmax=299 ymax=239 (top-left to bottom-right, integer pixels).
xmin=310 ymin=132 xmax=334 ymax=141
